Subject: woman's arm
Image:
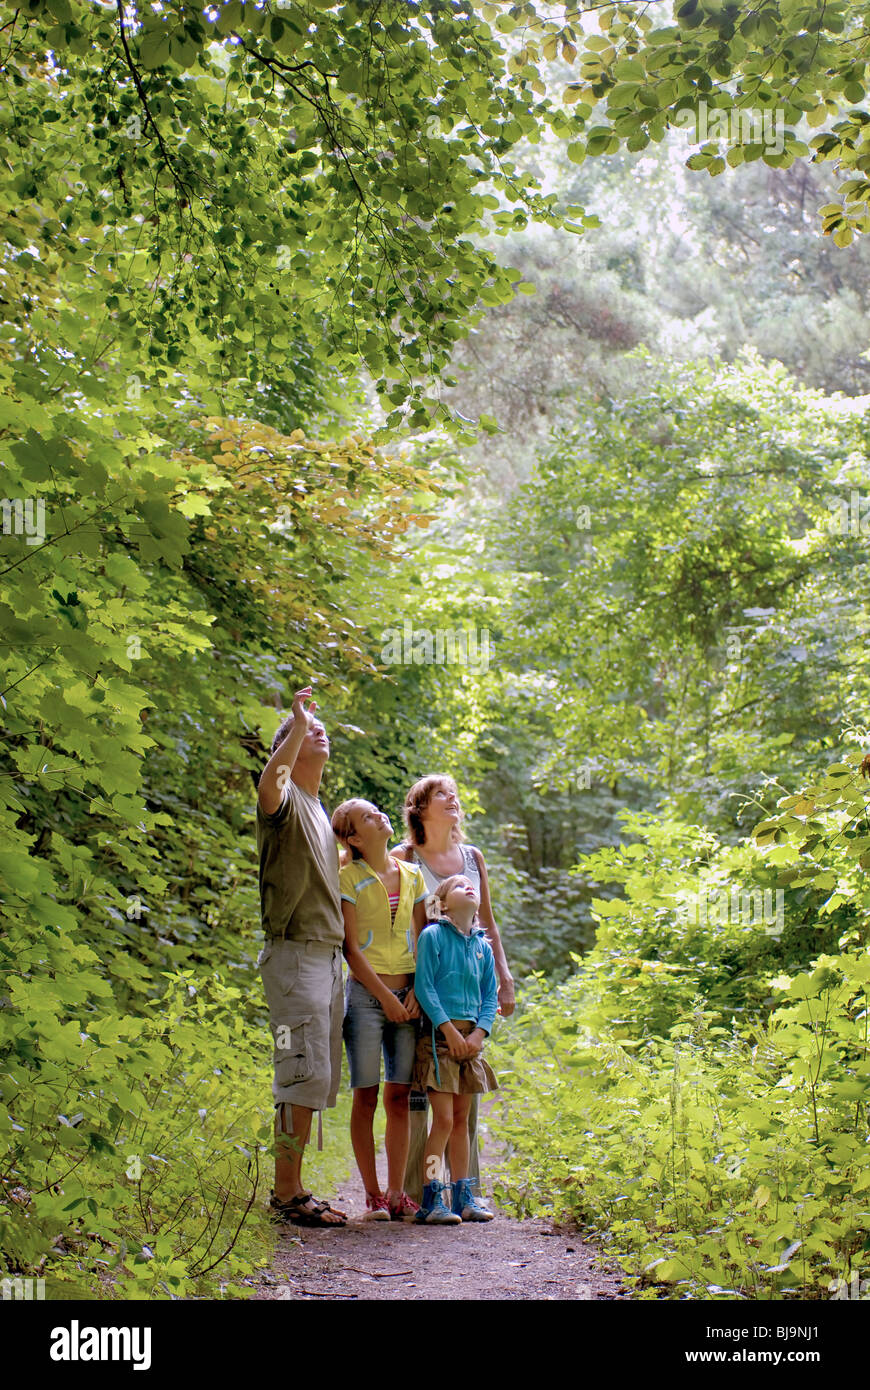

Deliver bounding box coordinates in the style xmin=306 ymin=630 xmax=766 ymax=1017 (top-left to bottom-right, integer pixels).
xmin=477 ymin=942 xmax=499 ymax=1037
xmin=341 ymin=902 xmax=410 ymax=1022
xmin=472 ymin=847 xmax=516 ymax=1017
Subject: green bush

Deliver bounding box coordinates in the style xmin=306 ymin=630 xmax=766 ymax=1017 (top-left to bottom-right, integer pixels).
xmin=492 ymin=954 xmax=870 ymax=1300
xmin=0 ymin=962 xmax=351 ymax=1298
xmin=490 ymin=768 xmax=870 ymax=1300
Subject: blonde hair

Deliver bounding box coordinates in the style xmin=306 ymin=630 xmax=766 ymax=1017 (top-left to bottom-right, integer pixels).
xmin=431 ymin=874 xmax=465 ymax=919
xmin=331 ymin=798 xmax=369 ymax=860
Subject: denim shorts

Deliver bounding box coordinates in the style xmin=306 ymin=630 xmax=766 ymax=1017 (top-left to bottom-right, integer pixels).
xmin=343 ymin=976 xmax=418 ymax=1089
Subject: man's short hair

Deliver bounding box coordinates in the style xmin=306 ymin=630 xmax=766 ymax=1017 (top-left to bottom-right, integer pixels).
xmin=270 ymin=712 xmax=295 ymax=756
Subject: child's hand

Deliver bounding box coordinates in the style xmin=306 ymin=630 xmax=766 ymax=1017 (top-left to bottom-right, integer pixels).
xmin=443 ymin=1023 xmax=469 ymax=1059
xmin=405 ymin=987 xmax=422 ymax=1020
xmin=382 ymin=993 xmax=411 ymax=1024
xmin=464 ymin=1028 xmax=486 ymax=1057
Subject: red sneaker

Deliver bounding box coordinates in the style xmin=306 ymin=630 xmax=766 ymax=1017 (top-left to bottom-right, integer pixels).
xmin=362 ymin=1193 xmax=391 ymax=1222
xmin=388 ymin=1190 xmax=421 ymax=1222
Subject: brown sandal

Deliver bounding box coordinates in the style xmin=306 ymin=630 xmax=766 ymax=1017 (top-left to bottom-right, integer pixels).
xmin=269 ymin=1191 xmax=347 ymax=1227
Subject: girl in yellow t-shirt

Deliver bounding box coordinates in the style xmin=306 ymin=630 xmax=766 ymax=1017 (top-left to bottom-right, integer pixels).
xmin=331 ymin=799 xmax=428 ymax=1221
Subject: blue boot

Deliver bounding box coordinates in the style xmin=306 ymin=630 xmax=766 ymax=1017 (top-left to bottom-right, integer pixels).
xmin=452 ymin=1177 xmax=494 ymax=1222
xmin=415 ymin=1179 xmax=461 ymax=1224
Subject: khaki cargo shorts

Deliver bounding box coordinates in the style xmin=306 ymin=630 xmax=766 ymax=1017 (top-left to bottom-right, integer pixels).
xmin=257 ymin=937 xmax=344 ymax=1110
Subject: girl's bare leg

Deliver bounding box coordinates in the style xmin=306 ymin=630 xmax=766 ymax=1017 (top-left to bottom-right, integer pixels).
xmin=423 ymin=1089 xmax=454 ymax=1185
xmin=350 ymin=1085 xmax=381 ymax=1196
xmin=383 ymin=1082 xmax=411 ymax=1193
xmin=446 ymin=1094 xmax=472 ymax=1179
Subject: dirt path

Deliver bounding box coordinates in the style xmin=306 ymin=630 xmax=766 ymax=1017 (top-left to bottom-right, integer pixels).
xmin=252 ymin=1129 xmax=630 ymax=1302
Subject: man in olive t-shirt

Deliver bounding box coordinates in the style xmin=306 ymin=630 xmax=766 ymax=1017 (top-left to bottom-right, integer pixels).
xmin=256 ymin=685 xmax=346 ymax=1227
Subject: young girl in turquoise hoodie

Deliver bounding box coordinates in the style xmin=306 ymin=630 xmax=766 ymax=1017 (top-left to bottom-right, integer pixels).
xmin=412 ymin=873 xmax=498 ymax=1224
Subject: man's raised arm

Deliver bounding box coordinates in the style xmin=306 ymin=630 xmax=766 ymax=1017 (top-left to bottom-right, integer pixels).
xmin=257 ymin=686 xmax=315 ymax=815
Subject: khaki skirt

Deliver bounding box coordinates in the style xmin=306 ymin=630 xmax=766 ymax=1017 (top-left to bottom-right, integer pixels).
xmin=414 ymin=1020 xmax=498 ymax=1096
